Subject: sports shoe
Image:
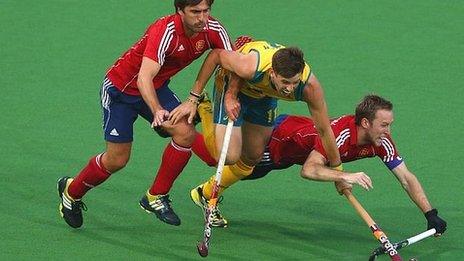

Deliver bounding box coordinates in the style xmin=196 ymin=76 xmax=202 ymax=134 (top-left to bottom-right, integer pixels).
xmin=57 ymin=176 xmax=87 ymax=228
xmin=139 ymin=193 xmax=181 ymax=226
xmin=190 ymin=186 xmax=228 ymax=228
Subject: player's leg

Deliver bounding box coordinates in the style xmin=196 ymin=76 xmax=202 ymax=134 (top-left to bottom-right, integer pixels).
xmin=197 ymin=92 xmax=216 ymax=158
xmin=206 ymin=122 xmax=272 ymax=189
xmin=190 ymin=70 xmax=243 ymax=227
xmin=58 ymin=78 xmax=135 ymax=228
xmin=139 ymin=117 xmax=196 ymax=226
xmin=136 ymin=83 xmax=193 ymax=226
xmin=201 ymin=95 xmax=276 ymax=197
xmin=211 ymin=70 xmax=243 ymax=164
xmin=191 ymin=96 xmax=275 ymax=227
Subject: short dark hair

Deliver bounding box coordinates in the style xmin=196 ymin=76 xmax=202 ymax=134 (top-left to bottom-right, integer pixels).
xmin=355 ymin=94 xmax=393 ymax=125
xmin=272 ymin=47 xmax=305 ymax=78
xmin=174 ymin=0 xmax=214 ymax=11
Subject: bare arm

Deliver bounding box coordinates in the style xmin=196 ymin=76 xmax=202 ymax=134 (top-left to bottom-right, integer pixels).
xmin=224 ymin=72 xmax=244 ymax=121
xmin=191 ymin=49 xmax=256 ymax=93
xmin=391 ymin=162 xmax=447 ymax=235
xmin=391 ymin=162 xmax=432 ymax=213
xmin=169 ymin=49 xmax=257 ymax=123
xmin=137 ymin=57 xmax=167 ymax=127
xmin=301 ymin=150 xmax=372 ymax=190
xmin=302 ymin=74 xmax=341 ymax=167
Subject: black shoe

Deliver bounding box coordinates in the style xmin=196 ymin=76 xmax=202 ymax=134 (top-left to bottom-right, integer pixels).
xmin=57 ymin=176 xmax=87 ymax=228
xmin=139 ymin=193 xmax=181 ymax=226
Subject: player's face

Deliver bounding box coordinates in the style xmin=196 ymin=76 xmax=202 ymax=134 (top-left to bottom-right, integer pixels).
xmin=179 ymin=0 xmax=210 ymax=36
xmin=271 ymin=72 xmax=302 ymax=97
xmin=366 ymin=109 xmax=394 ymax=146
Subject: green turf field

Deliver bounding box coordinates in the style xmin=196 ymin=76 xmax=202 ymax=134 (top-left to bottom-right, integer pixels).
xmin=1 ymin=0 xmax=463 ymax=260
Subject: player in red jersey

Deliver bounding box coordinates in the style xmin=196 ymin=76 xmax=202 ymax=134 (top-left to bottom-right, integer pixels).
xmin=57 ymin=0 xmax=233 ymax=228
xmin=243 ymin=94 xmax=447 ymax=235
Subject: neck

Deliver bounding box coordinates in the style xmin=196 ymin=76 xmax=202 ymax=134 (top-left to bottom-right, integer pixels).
xmin=183 ymin=25 xmax=197 ymax=37
xmin=356 ymin=126 xmax=370 ymax=146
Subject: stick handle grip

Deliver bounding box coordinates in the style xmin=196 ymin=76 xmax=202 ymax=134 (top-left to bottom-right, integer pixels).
xmin=407 ymin=228 xmax=436 ymax=245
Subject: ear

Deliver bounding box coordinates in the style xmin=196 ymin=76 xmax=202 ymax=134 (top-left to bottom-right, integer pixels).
xmin=360 ymin=118 xmax=370 ymax=129
xmin=269 ymin=68 xmax=275 ymax=78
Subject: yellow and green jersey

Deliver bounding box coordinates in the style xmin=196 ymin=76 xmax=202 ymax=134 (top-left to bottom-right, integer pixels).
xmin=237 ymin=41 xmax=312 ymax=101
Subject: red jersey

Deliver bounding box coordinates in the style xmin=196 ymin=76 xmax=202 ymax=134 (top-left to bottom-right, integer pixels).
xmin=106 ymin=14 xmax=232 ymax=96
xmin=268 ymin=115 xmax=403 ymax=170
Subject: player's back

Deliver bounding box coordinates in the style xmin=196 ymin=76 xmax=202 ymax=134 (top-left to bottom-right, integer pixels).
xmin=268 ymin=115 xmax=319 ymax=165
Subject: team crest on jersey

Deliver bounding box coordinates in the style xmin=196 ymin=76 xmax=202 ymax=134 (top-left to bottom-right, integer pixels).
xmin=358 ymin=148 xmax=370 ymax=158
xmin=195 ymin=40 xmax=205 ymax=52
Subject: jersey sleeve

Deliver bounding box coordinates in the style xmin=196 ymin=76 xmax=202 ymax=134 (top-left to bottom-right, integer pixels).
xmin=143 ymin=20 xmax=174 ymax=66
xmin=207 ymin=18 xmax=233 ymax=50
xmin=376 ymin=136 xmax=403 ymax=170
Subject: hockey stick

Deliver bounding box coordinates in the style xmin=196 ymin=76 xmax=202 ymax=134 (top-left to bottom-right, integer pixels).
xmin=197 ymin=119 xmax=234 ymax=257
xmin=342 ymin=189 xmax=402 ymax=261
xmin=368 ymin=228 xmax=436 ymax=260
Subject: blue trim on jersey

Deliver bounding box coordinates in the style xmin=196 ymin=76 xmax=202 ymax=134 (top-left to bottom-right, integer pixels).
xmin=274 ymin=114 xmax=289 ymax=128
xmin=248 ymin=49 xmax=263 ymax=83
xmin=294 ymin=83 xmax=307 ymax=101
xmin=384 ymin=157 xmax=403 ymax=170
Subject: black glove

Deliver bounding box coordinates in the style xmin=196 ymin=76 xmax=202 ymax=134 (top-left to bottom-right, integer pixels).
xmin=424 ymin=208 xmax=447 ymax=235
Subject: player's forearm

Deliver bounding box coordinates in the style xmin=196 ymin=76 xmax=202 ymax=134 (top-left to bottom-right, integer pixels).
xmin=301 ymin=162 xmax=345 ymax=182
xmin=304 ymin=81 xmax=341 ymax=167
xmin=312 ymin=113 xmax=341 ymax=167
xmin=402 ymin=175 xmax=433 ymax=213
xmin=193 ymin=49 xmax=221 ymax=93
xmin=225 ymin=73 xmax=241 ymax=97
xmin=319 ymin=131 xmax=341 ymax=167
xmin=137 ymin=77 xmax=162 ymax=114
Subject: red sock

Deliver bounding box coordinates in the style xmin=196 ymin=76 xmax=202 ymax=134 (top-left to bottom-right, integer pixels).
xmin=68 ymin=154 xmax=111 ymax=199
xmin=149 ymin=140 xmax=192 ymax=195
xmin=192 ymin=133 xmax=217 ymax=167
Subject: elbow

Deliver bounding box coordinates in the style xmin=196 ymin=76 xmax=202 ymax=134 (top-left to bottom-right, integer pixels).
xmin=137 ymin=76 xmax=147 ymax=90
xmin=301 ymin=162 xmax=318 ymax=180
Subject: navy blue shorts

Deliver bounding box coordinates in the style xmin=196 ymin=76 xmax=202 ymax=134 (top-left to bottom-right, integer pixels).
xmin=100 ymin=77 xmax=181 ymax=143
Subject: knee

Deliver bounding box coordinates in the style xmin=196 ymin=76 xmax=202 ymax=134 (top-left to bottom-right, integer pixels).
xmin=241 ymin=153 xmax=263 ymax=167
xmin=167 ymin=123 xmax=196 ymax=146
xmin=224 ymin=151 xmax=241 ymax=165
xmin=103 ymin=152 xmax=130 ymax=172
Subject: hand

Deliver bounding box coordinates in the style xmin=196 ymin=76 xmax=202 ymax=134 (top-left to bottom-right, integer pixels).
xmin=169 ymin=99 xmax=197 ymax=124
xmin=152 ymin=109 xmax=169 ymax=127
xmin=424 ymin=209 xmax=447 ymax=236
xmin=343 ymin=172 xmax=373 ymax=191
xmin=334 ymin=181 xmax=352 ymax=195
xmin=224 ymin=92 xmax=240 ymax=121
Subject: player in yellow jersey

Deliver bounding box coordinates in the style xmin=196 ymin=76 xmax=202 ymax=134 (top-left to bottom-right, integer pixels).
xmin=170 ymin=37 xmax=342 ymax=227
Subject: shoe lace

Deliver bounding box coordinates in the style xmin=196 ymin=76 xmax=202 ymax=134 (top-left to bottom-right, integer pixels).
xmin=155 ymin=195 xmax=173 ymax=210
xmin=72 ymin=200 xmax=87 ymax=212
xmin=211 ymin=196 xmax=224 ymax=219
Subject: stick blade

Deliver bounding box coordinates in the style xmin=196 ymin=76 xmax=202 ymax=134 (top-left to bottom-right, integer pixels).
xmin=197 ymin=241 xmax=209 ymax=257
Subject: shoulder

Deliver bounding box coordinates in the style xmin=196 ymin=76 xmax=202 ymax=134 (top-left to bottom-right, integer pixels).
xmin=332 ymin=116 xmax=354 ymax=145
xmin=207 ymin=16 xmax=225 ymax=29
xmin=148 ymin=15 xmax=176 ymax=34
xmin=379 ymin=135 xmax=397 ymax=151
